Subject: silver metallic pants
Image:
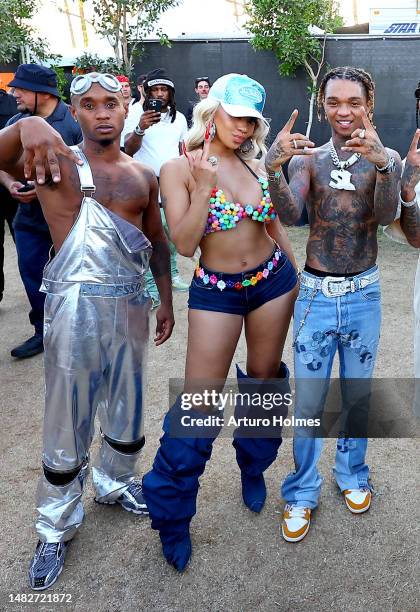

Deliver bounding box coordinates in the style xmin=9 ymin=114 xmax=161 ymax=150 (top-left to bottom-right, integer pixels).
xmin=36 ymin=280 xmax=150 ymax=542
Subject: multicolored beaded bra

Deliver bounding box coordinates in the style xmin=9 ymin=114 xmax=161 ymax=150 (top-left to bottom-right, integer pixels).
xmin=204 ymin=177 xmax=277 ymax=235
xmin=195 ymin=248 xmax=282 ymax=291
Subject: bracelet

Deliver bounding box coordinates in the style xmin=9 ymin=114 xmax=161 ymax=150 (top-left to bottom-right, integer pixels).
xmin=267 ymin=170 xmax=282 ymax=180
xmin=134 ymin=125 xmax=145 ymax=137
xmin=399 ymin=193 xmax=417 ymax=208
xmin=375 ymin=155 xmax=396 ymax=174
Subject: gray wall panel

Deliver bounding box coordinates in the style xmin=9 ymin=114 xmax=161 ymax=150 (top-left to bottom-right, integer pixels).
xmin=134 ymin=37 xmax=420 ymax=155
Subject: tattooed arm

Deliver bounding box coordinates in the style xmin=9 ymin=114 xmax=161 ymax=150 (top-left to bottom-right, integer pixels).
xmin=373 ymin=148 xmax=402 ymax=226
xmin=265 ymin=109 xmax=314 ymax=226
xmin=400 ymin=133 xmax=420 ymax=247
xmin=142 ymin=170 xmax=174 ymax=344
xmin=340 ymin=108 xmax=400 ymax=225
xmin=142 ymin=171 xmax=172 ymax=304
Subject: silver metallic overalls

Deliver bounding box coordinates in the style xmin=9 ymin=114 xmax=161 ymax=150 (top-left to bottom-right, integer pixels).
xmin=36 ymin=147 xmax=151 ymax=542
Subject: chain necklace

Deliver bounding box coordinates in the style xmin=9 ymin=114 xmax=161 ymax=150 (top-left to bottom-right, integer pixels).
xmin=328 ymin=138 xmax=361 ymax=191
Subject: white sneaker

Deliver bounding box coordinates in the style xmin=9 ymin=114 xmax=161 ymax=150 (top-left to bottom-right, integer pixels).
xmin=281 ymin=504 xmax=311 ymax=542
xmin=343 ymin=488 xmax=371 ymax=514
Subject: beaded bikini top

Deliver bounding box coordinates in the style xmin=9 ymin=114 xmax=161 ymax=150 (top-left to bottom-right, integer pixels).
xmin=204 ymin=156 xmax=277 ymax=235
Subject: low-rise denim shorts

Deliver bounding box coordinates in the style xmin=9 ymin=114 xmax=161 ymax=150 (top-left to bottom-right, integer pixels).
xmin=188 ymin=244 xmax=298 ymax=316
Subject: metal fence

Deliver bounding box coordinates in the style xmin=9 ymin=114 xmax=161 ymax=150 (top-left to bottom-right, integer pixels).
xmin=134 ymin=36 xmax=420 ymax=156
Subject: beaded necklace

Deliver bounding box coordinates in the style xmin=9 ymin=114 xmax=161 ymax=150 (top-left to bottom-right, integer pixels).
xmin=205 ymin=177 xmax=277 ymax=235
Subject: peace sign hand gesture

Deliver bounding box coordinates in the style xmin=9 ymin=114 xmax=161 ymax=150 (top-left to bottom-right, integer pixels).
xmin=265 ymin=109 xmax=315 ymax=172
xmin=183 ymin=123 xmax=217 ymax=192
xmin=401 ymin=129 xmax=420 ymax=201
xmin=341 ymin=108 xmax=389 ymax=167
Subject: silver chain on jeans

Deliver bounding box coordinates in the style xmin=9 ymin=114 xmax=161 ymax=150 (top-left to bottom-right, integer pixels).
xmin=292 ymin=286 xmax=318 ymax=348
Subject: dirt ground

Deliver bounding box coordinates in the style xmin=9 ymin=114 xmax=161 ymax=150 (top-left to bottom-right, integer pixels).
xmin=0 ymin=227 xmax=419 ymax=612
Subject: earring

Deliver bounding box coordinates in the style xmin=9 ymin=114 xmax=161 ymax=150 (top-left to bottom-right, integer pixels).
xmin=239 ymin=138 xmax=254 ymax=154
xmin=209 ymin=121 xmax=216 ymax=141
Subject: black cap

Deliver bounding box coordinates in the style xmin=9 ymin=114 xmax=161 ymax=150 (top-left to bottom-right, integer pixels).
xmin=195 ymin=76 xmax=211 ymax=87
xmin=144 ymin=68 xmax=174 ymax=91
xmin=8 ymin=64 xmax=60 ymax=97
xmin=415 ymin=81 xmax=420 ymax=99
xmin=137 ymin=73 xmax=147 ymax=86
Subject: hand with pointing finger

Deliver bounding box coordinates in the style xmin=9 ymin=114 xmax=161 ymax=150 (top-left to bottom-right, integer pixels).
xmin=401 ymin=129 xmax=420 ymax=202
xmin=265 ymin=109 xmax=315 ymax=172
xmin=341 ymin=107 xmax=388 ymax=167
xmin=18 ymin=117 xmax=82 ymax=185
xmin=183 ymin=123 xmax=217 ymax=193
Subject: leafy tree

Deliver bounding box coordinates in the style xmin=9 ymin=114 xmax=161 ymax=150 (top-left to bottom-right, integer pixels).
xmin=73 ymin=52 xmax=121 ymax=75
xmin=86 ymin=0 xmax=180 ymax=75
xmin=246 ymin=0 xmax=343 ymax=136
xmin=0 ymin=0 xmax=49 ymax=63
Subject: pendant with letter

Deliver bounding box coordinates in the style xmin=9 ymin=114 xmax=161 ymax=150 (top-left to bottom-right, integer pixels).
xmin=329 ymin=169 xmax=356 ymax=191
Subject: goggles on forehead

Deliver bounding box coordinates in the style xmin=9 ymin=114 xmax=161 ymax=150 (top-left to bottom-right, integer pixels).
xmin=70 ymin=72 xmax=122 ymax=96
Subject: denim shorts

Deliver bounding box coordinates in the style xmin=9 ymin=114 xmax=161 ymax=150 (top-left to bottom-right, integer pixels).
xmin=188 ymin=246 xmax=298 ymax=316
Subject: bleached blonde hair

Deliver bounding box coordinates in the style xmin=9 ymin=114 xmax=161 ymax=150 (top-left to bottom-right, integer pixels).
xmin=185 ymin=97 xmax=270 ymax=160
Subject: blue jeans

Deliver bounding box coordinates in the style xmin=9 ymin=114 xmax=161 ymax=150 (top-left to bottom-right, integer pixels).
xmin=145 ymin=209 xmax=178 ymax=300
xmin=281 ymin=266 xmax=381 ymax=509
xmin=14 ymin=225 xmax=52 ymax=336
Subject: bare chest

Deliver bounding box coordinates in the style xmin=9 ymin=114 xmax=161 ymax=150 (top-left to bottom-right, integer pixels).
xmin=310 ymin=157 xmax=377 ymax=224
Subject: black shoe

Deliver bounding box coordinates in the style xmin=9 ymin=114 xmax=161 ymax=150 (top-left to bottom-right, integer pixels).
xmin=11 ymin=334 xmax=44 ymax=359
xmin=28 ymin=541 xmax=70 ymax=590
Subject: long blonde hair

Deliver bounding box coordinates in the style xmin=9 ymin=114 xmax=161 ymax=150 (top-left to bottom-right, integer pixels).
xmin=185 ymin=97 xmax=270 ymax=160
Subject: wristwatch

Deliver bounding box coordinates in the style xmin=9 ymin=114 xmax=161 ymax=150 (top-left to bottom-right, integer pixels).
xmin=375 ymin=155 xmax=396 ymax=174
xmin=134 ymin=125 xmax=145 ymax=137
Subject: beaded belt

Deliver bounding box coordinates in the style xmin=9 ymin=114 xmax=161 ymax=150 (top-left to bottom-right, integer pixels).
xmin=195 ymin=249 xmax=282 ymax=291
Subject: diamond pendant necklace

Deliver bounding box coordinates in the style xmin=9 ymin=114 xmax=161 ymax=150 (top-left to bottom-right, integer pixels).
xmin=328 ymin=138 xmax=361 ymax=191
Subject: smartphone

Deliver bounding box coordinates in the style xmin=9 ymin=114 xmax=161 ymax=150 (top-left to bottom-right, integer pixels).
xmin=17 ymin=182 xmax=35 ymax=193
xmin=145 ymin=99 xmax=163 ymax=113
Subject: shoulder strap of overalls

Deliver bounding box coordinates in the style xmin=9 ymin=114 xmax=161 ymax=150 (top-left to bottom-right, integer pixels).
xmin=70 ymin=145 xmax=96 ymax=197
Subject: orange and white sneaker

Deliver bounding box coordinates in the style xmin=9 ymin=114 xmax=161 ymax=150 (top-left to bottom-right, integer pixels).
xmin=343 ymin=488 xmax=372 ymax=514
xmin=281 ymin=504 xmax=311 ymax=542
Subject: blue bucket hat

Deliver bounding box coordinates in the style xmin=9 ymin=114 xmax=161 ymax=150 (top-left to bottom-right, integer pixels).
xmin=208 ymin=74 xmax=265 ymax=120
xmin=8 ymin=64 xmax=60 ymax=97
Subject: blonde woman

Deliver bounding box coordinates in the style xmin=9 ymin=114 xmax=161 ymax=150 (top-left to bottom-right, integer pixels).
xmin=143 ymin=74 xmax=301 ymax=571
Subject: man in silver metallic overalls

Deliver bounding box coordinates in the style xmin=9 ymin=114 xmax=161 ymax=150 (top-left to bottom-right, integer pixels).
xmin=0 ymin=72 xmax=175 ymax=590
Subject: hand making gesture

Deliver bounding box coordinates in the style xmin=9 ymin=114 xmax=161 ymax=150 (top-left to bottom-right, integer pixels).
xmin=341 ymin=108 xmax=390 ymax=167
xmin=401 ymin=129 xmax=420 ymax=201
xmin=18 ymin=117 xmax=82 ymax=185
xmin=183 ymin=123 xmax=217 ymax=192
xmin=265 ymin=109 xmax=315 ymax=172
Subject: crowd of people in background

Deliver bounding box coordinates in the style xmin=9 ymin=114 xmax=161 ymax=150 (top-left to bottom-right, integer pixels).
xmin=0 ymin=61 xmax=419 ymax=592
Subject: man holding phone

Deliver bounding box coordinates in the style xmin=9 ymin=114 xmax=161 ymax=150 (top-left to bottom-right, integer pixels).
xmin=123 ymin=68 xmax=189 ymax=303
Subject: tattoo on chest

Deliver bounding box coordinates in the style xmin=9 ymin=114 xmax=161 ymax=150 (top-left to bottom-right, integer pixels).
xmin=307 ymin=155 xmax=378 ymax=271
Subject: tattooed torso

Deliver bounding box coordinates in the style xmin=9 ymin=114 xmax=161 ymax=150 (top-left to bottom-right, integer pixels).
xmin=304 ymin=144 xmax=379 ymax=273
xmin=36 ymin=152 xmax=155 ymax=252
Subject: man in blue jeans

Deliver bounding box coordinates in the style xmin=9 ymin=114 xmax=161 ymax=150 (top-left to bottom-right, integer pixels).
xmin=264 ymin=66 xmax=401 ymax=541
xmin=0 ymin=64 xmax=81 ymax=358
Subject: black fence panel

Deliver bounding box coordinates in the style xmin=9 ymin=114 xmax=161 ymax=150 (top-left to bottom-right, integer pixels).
xmin=134 ymin=37 xmax=420 ymax=156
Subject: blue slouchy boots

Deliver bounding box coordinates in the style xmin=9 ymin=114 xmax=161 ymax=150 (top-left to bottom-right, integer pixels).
xmin=233 ymin=362 xmax=290 ymax=512
xmin=142 ymin=398 xmax=222 ymax=571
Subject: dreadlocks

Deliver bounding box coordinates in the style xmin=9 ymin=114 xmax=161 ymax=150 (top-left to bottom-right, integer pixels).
xmin=415 ymin=81 xmax=420 ymax=129
xmin=317 ymin=66 xmax=375 ymax=122
xmin=143 ymin=88 xmax=177 ymax=123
